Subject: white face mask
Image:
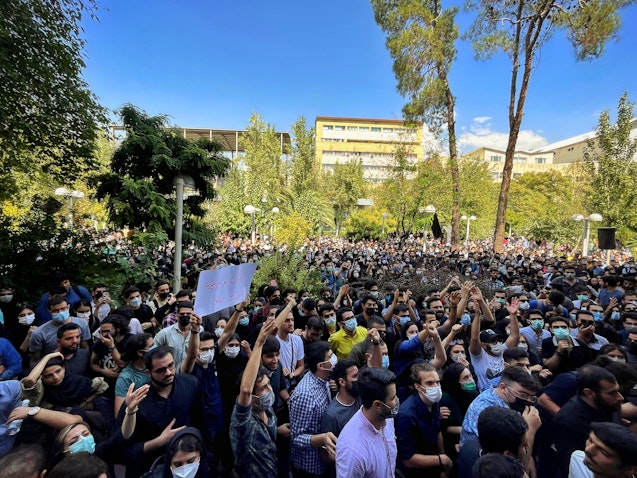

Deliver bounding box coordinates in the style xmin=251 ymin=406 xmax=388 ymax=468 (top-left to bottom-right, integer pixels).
xmin=489 ymin=342 xmax=504 ymax=355
xmin=214 ymin=327 xmax=224 ymax=338
xmin=224 ymin=346 xmax=240 ymax=358
xmin=199 ymin=349 xmax=214 ymax=364
xmin=451 ymin=352 xmax=466 ymax=363
xmin=76 ymin=311 xmax=91 ymax=319
xmin=423 ymin=385 xmax=443 ymax=403
xmin=0 ymin=295 xmax=14 ymax=303
xmin=19 ymin=314 xmax=35 ymax=326
xmin=171 ymin=460 xmax=199 ymax=478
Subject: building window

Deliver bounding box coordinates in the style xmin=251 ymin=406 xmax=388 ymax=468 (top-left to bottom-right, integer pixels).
xmin=513 ymin=156 xmax=527 ymax=163
xmin=371 ymin=127 xmax=381 ymax=132
xmin=383 ymin=128 xmax=394 ymax=133
xmin=490 ymin=155 xmax=502 ymax=162
xmin=346 ymin=126 xmax=358 ymax=131
xmin=513 ymin=173 xmax=522 ymax=178
xmin=334 ymin=125 xmax=345 ymax=131
xmin=323 ymin=125 xmax=333 ymax=131
xmin=359 ymin=126 xmax=369 ymax=132
xmin=535 ymin=157 xmax=546 ymax=164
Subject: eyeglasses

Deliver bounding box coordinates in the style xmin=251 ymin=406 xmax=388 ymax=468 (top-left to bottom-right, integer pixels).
xmin=100 ymin=329 xmax=115 ymax=335
xmin=152 ymin=361 xmax=176 ymax=375
xmin=507 ymin=385 xmax=538 ymax=403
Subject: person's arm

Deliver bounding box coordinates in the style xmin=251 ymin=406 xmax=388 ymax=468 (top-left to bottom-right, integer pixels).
xmin=23 ymin=351 xmax=63 ymax=388
xmin=382 ymin=289 xmax=400 ymax=322
xmin=6 ymin=407 xmax=83 ymax=429
xmin=274 ymin=297 xmax=296 ymax=330
xmin=142 ymin=418 xmax=186 ymax=453
xmin=238 ymin=318 xmax=277 ymax=407
xmin=218 ymin=297 xmax=249 ymax=351
xmin=333 ymin=284 xmax=349 ymax=309
xmin=367 ymin=329 xmax=383 ymax=368
xmin=441 ymin=324 xmax=463 ymax=351
xmin=469 ymin=307 xmax=482 ymax=356
xmin=439 ymin=277 xmax=459 ymax=302
xmin=181 ymin=313 xmax=202 ymax=374
xmin=473 ymin=286 xmax=494 ymax=324
xmin=522 ymin=406 xmax=541 ymax=478
xmin=543 ymin=339 xmax=571 ymax=372
xmin=537 ymin=392 xmax=561 ymax=416
xmin=440 ymin=289 xmax=462 ymax=337
xmin=121 ymin=383 xmax=150 ymax=439
xmin=429 ymin=326 xmax=447 ymax=369
xmin=405 ymin=290 xmax=418 ymax=323
xmin=19 ymin=326 xmax=37 ymax=353
xmin=0 ymin=340 xmax=22 ymax=380
xmin=504 ymin=297 xmax=520 ymax=348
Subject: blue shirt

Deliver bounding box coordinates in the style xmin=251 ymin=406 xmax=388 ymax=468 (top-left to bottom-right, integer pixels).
xmin=290 ymin=371 xmax=331 ymax=474
xmin=460 ymin=385 xmax=508 ymax=446
xmin=230 ymin=400 xmax=278 ymax=476
xmin=0 ymin=338 xmax=22 ymax=380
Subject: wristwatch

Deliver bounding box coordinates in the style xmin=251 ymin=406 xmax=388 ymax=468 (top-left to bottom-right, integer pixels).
xmin=28 ymin=406 xmax=41 ymax=417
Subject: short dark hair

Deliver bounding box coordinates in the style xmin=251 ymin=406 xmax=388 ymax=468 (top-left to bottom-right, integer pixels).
xmin=502 ymin=347 xmax=529 ymax=363
xmin=500 ymin=366 xmax=538 ymax=393
xmin=122 ymin=333 xmax=152 ymax=363
xmin=332 ymin=359 xmax=357 ymax=390
xmin=336 ymin=307 xmax=353 ymax=322
xmin=262 ymin=335 xmax=280 ymax=355
xmin=56 ymin=322 xmax=81 ymax=339
xmin=576 ymin=364 xmax=617 ymax=395
xmin=471 ymin=453 xmax=526 ymax=478
xmin=47 ymin=452 xmax=109 ymax=478
xmin=0 ymin=444 xmax=46 ymax=478
xmin=590 ymin=421 xmax=637 ymax=467
xmin=358 ymin=367 xmax=396 ymax=409
xmin=177 ymin=301 xmax=194 ymax=312
xmin=548 ymin=290 xmax=565 ymax=305
xmin=199 ymin=331 xmax=214 ymax=342
xmin=101 ymin=314 xmax=130 ymax=334
xmin=361 ymin=295 xmax=377 ymax=305
xmin=305 ymin=341 xmax=331 ymax=373
xmin=318 ymin=303 xmax=335 ymax=316
xmin=367 ymin=316 xmax=385 ymax=328
xmin=123 ymin=286 xmax=140 ymax=299
xmin=155 ymin=280 xmax=169 ymax=290
xmin=477 ymin=406 xmax=528 ymax=454
xmin=363 ymin=279 xmax=377 ymax=290
xmin=306 ymin=316 xmax=323 ymax=331
xmin=48 ymin=296 xmax=68 ymax=309
xmin=144 ymin=346 xmax=172 ymax=370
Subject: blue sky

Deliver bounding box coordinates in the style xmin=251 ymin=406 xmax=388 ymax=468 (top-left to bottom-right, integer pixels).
xmin=81 ymin=1 xmax=637 ymax=153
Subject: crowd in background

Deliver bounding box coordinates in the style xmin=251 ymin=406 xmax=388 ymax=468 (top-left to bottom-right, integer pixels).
xmin=0 ymin=231 xmax=636 ymax=478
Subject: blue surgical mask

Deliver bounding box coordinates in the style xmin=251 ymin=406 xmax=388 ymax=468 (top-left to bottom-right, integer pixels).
xmin=239 ymin=317 xmax=249 ymax=327
xmin=554 ymin=328 xmax=570 ymax=340
xmin=344 ymin=318 xmax=357 ymax=332
xmin=460 ymin=313 xmax=471 ymax=326
xmin=593 ymin=312 xmax=604 ymax=323
xmin=530 ymin=319 xmax=544 ymax=331
xmin=611 ymin=311 xmax=621 ymax=321
xmin=399 ymin=316 xmax=410 ymax=326
xmin=52 ymin=310 xmax=70 ymax=323
xmin=68 ymin=434 xmax=96 ymax=455
xmin=382 ymin=355 xmax=390 ymax=369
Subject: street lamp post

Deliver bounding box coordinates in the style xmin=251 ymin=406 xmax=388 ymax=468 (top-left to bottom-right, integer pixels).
xmin=382 ymin=213 xmax=389 ymax=236
xmin=173 ymin=175 xmax=196 ymax=293
xmin=461 ymin=215 xmax=477 ymax=243
xmin=271 ymin=207 xmax=280 ymax=237
xmin=54 ymin=187 xmax=84 ymax=227
xmin=244 ymin=205 xmax=259 ymax=243
xmin=572 ymin=213 xmax=603 ymax=257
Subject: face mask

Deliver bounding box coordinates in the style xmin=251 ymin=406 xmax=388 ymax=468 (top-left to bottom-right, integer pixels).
xmin=565 ymin=273 xmax=575 ymax=280
xmin=366 ymin=308 xmax=378 ymax=316
xmin=385 ymin=294 xmax=392 ymax=304
xmin=593 ymin=312 xmax=604 ymax=323
xmin=179 ymin=314 xmax=191 ymax=327
xmin=344 ymin=318 xmax=358 ymax=332
xmin=370 ymin=291 xmax=379 ymax=299
xmin=381 ymin=355 xmax=390 ymax=369
xmin=423 ymin=385 xmax=443 ymax=403
xmin=199 ymin=349 xmax=214 ymax=364
xmin=253 ymin=389 xmax=275 ymax=411
xmin=239 ymin=317 xmax=249 ymax=327
xmin=214 ymin=327 xmax=224 ymax=338
xmin=518 ymin=342 xmax=528 ymax=351
xmin=76 ymin=311 xmax=90 ymax=319
xmin=496 ymin=298 xmax=506 ymax=306
xmin=325 ymin=316 xmax=336 ymax=327
xmin=68 ymin=434 xmax=96 ymax=455
xmin=462 ymin=381 xmax=477 ymax=393
xmin=460 ymin=313 xmax=472 ymax=326
xmin=270 ymin=297 xmax=282 ymax=306
xmin=553 ymin=328 xmax=570 ymax=340
xmin=399 ymin=316 xmax=410 ymax=326
xmin=530 ymin=319 xmax=544 ymax=331
xmin=379 ymin=397 xmax=400 ymax=418
xmin=489 ymin=342 xmax=503 ymax=355
xmin=577 ymin=295 xmax=589 ymax=302
xmin=129 ymin=297 xmax=142 ymax=308
xmin=329 ymin=353 xmax=338 ymax=368
xmin=608 ymin=356 xmax=626 ymax=363
xmin=19 ymin=314 xmax=35 ymax=326
xmin=171 ymin=461 xmax=200 ymax=478
xmin=0 ymin=295 xmax=13 ymax=303
xmin=224 ymin=346 xmax=240 ymax=358
xmin=253 ymin=306 xmax=262 ymax=315
xmin=509 ymin=397 xmax=529 ymax=413
xmin=610 ymin=312 xmax=621 ymax=321
xmin=326 ymin=266 xmax=333 ymax=273
xmin=519 ymin=302 xmax=530 ymax=311
xmin=158 ymin=292 xmax=169 ymax=300
xmin=451 ymin=352 xmax=466 ymax=363
xmin=52 ymin=311 xmax=70 ymax=323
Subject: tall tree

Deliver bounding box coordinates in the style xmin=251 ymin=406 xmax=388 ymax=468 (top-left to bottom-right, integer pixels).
xmin=289 ymin=116 xmax=320 ymax=196
xmin=465 ymin=0 xmax=635 ymax=252
xmin=582 ymin=93 xmax=637 ymax=231
xmin=95 ymin=104 xmax=229 ymax=245
xmin=371 ymin=0 xmax=462 ymax=247
xmin=0 ymin=0 xmax=106 ymax=199
xmin=324 ymin=160 xmax=368 ymax=235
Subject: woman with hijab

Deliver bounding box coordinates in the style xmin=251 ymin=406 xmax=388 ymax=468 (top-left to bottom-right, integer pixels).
xmin=143 ymin=427 xmax=212 ymax=478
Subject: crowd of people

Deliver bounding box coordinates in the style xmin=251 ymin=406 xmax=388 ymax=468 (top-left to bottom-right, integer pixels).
xmin=0 ymin=231 xmax=637 ymax=478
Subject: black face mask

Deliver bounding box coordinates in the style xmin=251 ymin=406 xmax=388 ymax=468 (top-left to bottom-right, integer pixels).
xmin=626 ymin=341 xmax=637 ymax=355
xmin=509 ymin=397 xmax=529 ymax=413
xmin=158 ymin=292 xmax=169 ymax=300
xmin=270 ymin=297 xmax=282 ymax=306
xmin=179 ymin=314 xmax=191 ymax=327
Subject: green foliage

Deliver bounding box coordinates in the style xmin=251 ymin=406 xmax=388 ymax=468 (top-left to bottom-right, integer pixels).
xmin=324 ymin=160 xmax=368 ymax=235
xmin=272 ymin=212 xmax=313 ymax=249
xmin=464 ymin=0 xmax=635 ymax=251
xmin=289 ymin=117 xmax=320 ymax=196
xmin=0 ymin=208 xmax=159 ymax=305
xmin=344 ymin=209 xmax=397 ymax=241
xmin=582 ymin=93 xmax=637 ymax=231
xmin=0 ymin=0 xmax=106 ymax=200
xmin=94 ymin=104 xmax=229 ymax=247
xmin=251 ymin=250 xmax=324 ymax=297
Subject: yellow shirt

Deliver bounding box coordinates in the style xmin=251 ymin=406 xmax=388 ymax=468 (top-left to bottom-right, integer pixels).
xmin=328 ymin=326 xmax=368 ymax=359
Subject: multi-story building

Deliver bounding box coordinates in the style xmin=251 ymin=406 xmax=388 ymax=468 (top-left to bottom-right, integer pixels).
xmin=315 ymin=116 xmax=426 ymax=182
xmin=465 ymin=146 xmax=569 ymax=181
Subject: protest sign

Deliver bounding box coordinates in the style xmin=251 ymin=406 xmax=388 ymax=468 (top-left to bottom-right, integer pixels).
xmin=194 ymin=263 xmax=257 ymax=316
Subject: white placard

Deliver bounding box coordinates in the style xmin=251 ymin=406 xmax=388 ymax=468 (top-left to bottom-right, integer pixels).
xmin=194 ymin=263 xmax=257 ymax=316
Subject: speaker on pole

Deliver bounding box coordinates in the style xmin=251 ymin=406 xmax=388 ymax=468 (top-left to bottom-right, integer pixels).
xmin=597 ymin=228 xmax=616 ymax=250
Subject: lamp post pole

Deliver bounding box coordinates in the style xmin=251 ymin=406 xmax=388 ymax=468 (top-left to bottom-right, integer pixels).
xmin=382 ymin=213 xmax=389 ymax=236
xmin=572 ymin=213 xmax=603 ymax=257
xmin=173 ymin=177 xmax=185 ymax=293
xmin=461 ymin=215 xmax=476 ymax=243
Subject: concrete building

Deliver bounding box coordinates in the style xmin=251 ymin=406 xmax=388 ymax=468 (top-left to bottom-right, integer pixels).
xmin=315 ymin=116 xmax=425 ymax=182
xmin=465 ymin=146 xmax=569 ymax=181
